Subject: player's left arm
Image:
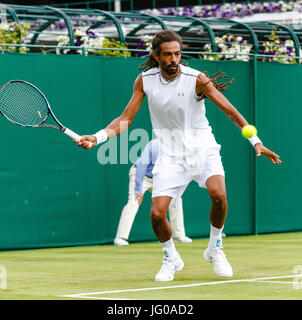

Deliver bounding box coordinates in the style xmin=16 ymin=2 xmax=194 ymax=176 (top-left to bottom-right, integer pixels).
xmin=196 ymin=73 xmax=281 ymax=165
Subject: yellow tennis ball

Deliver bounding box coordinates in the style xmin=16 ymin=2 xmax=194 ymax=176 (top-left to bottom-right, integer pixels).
xmin=242 ymin=125 xmax=257 ymax=138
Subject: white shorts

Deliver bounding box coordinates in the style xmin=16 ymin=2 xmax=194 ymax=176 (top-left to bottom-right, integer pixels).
xmin=152 ymin=137 xmax=225 ymax=208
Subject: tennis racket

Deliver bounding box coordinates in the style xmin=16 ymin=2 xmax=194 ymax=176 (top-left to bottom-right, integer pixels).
xmin=0 ymin=79 xmax=91 ymax=146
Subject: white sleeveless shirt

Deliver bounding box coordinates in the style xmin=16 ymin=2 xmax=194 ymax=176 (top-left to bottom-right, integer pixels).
xmin=142 ymin=64 xmax=213 ymax=160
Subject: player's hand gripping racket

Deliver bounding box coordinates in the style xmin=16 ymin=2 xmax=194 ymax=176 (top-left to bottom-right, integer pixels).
xmin=0 ymin=80 xmax=91 ymax=147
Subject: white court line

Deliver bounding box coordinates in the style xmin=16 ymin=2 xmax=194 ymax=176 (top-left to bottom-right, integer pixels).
xmin=253 ymin=280 xmax=301 ymax=285
xmin=59 ymin=274 xmax=302 ymax=299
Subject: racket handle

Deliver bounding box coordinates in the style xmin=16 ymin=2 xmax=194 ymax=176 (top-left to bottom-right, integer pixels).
xmin=64 ymin=128 xmax=93 ymax=148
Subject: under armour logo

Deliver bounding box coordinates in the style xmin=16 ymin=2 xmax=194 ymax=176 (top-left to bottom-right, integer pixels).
xmin=178 ymin=93 xmax=184 ymax=97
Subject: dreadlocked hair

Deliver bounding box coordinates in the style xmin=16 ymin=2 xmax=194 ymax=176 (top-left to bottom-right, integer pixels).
xmin=196 ymin=70 xmax=235 ymax=102
xmin=139 ymin=29 xmax=188 ymax=72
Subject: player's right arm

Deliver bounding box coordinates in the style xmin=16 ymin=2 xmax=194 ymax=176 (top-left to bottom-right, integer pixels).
xmin=75 ymin=74 xmax=145 ymax=149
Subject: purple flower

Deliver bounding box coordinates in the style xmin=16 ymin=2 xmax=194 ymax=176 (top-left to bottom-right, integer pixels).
xmin=136 ymin=39 xmax=145 ymax=49
xmin=86 ymin=30 xmax=96 ymax=38
xmin=75 ymin=38 xmax=82 ymax=46
xmin=140 ymin=2 xmax=302 ymax=20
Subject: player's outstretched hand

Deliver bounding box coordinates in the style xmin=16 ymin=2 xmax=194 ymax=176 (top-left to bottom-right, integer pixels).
xmin=73 ymin=135 xmax=97 ymax=149
xmin=254 ymin=143 xmax=282 ymax=165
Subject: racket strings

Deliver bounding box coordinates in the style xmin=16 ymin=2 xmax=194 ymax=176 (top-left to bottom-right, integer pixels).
xmin=0 ymin=82 xmax=49 ymax=126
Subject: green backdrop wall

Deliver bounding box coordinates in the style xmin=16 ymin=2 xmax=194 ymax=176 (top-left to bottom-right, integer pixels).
xmin=0 ymin=53 xmax=300 ymax=250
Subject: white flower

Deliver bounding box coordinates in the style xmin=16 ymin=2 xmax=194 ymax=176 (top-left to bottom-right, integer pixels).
xmin=0 ymin=23 xmax=9 ymax=31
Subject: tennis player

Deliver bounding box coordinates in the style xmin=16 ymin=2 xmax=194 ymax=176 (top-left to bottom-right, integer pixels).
xmin=75 ymin=30 xmax=281 ymax=281
xmin=114 ymin=138 xmax=192 ymax=246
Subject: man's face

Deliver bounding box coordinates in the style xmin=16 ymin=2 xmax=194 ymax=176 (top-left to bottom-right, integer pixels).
xmin=155 ymin=41 xmax=181 ymax=76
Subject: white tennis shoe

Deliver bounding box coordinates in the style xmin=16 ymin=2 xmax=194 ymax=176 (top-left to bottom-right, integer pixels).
xmin=203 ymin=247 xmax=233 ymax=277
xmin=173 ymin=236 xmax=192 ymax=243
xmin=155 ymin=252 xmax=184 ymax=282
xmin=114 ymin=238 xmax=129 ymax=246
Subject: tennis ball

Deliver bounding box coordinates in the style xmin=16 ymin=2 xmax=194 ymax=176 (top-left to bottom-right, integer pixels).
xmin=242 ymin=125 xmax=257 ymax=138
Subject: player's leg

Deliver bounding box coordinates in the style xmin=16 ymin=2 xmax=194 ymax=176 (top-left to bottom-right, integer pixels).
xmin=151 ymin=158 xmax=191 ymax=281
xmin=194 ymin=139 xmax=233 ymax=277
xmin=151 ymin=196 xmax=184 ymax=281
xmin=207 ymin=175 xmax=228 ymax=230
xmin=151 ymin=195 xmax=173 ymax=242
xmin=169 ymin=198 xmax=192 ymax=243
xmin=203 ymin=175 xmax=233 ymax=277
xmin=114 ymin=165 xmax=139 ymax=246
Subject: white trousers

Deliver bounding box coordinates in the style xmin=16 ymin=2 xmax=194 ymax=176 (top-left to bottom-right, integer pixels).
xmin=115 ymin=165 xmax=187 ymax=240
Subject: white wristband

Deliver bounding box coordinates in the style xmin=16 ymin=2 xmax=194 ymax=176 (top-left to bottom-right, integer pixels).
xmin=94 ymin=129 xmax=108 ymax=145
xmin=248 ymin=134 xmax=262 ymax=147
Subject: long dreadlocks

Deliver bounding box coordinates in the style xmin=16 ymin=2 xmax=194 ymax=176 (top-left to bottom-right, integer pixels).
xmin=139 ymin=30 xmax=234 ymax=101
xmin=196 ymin=70 xmax=234 ymax=102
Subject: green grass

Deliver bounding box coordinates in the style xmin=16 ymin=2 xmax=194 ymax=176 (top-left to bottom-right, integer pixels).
xmin=0 ymin=232 xmax=302 ymax=300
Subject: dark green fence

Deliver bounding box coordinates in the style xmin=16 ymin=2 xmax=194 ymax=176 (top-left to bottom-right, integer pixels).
xmin=0 ymin=53 xmax=300 ymax=250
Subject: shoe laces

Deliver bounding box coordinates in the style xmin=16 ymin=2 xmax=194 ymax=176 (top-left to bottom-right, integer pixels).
xmin=159 ymin=256 xmax=178 ymax=273
xmin=210 ymin=247 xmax=227 ymax=264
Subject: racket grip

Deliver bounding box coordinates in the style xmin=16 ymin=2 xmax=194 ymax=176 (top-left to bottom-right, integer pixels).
xmin=64 ymin=128 xmax=93 ymax=148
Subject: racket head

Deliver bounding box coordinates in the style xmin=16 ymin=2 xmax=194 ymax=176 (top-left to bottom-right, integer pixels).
xmin=0 ymin=80 xmax=51 ymax=128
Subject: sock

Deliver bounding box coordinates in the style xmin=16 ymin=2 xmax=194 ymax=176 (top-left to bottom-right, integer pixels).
xmin=208 ymin=224 xmax=223 ymax=249
xmin=161 ymin=238 xmax=178 ymax=260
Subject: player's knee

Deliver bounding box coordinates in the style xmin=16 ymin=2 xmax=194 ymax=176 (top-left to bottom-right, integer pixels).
xmin=210 ymin=190 xmax=227 ymax=207
xmin=151 ymin=207 xmax=166 ymax=224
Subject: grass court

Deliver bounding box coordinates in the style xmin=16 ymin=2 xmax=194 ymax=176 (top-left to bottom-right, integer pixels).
xmin=0 ymin=232 xmax=301 ymax=300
